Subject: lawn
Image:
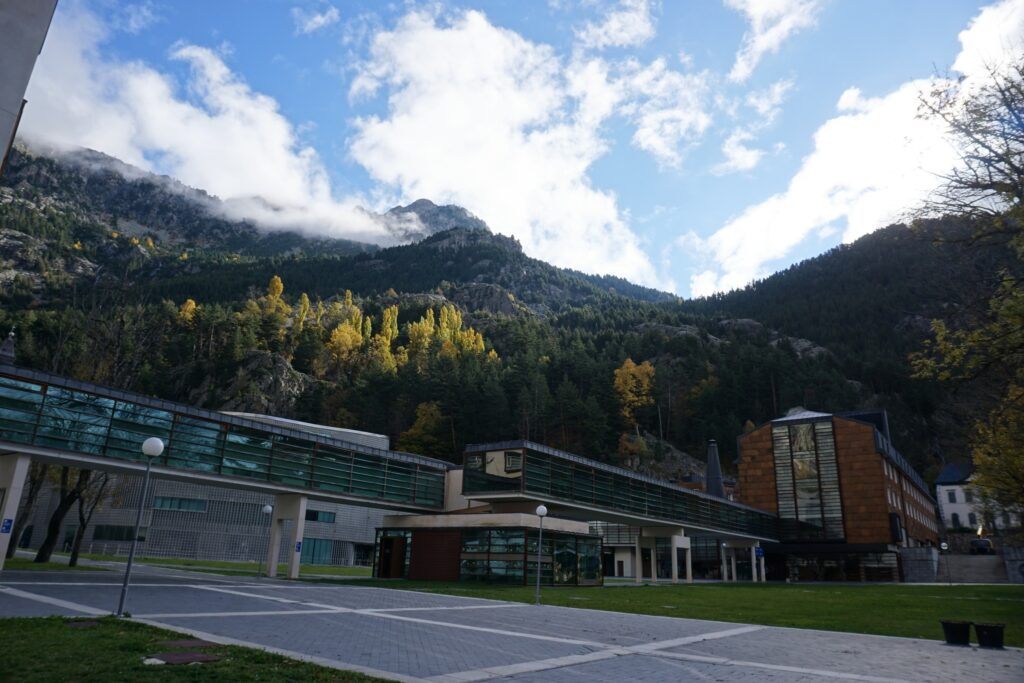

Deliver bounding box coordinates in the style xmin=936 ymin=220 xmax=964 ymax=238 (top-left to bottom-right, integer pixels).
xmin=2 ymin=558 xmax=106 ymax=571
xmin=356 ymin=580 xmax=1024 ymax=647
xmin=58 ymin=553 xmax=372 ymax=578
xmin=0 ymin=616 xmax=388 ymax=683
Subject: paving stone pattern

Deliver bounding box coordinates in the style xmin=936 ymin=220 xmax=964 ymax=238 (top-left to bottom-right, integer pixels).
xmin=1 ymin=569 xmax=1021 ymax=683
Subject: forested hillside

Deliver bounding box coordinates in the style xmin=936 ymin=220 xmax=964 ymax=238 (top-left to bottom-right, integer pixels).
xmin=1 ymin=145 xmax=1017 ymax=484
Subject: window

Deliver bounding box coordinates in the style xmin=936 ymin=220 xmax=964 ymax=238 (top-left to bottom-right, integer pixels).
xmin=947 ymin=490 xmax=956 ymax=504
xmin=93 ymin=525 xmax=138 ymax=542
xmin=305 ymin=509 xmax=336 ymax=523
xmin=466 ymin=454 xmax=483 ymax=470
xmin=504 ymin=451 xmax=523 ymax=473
xmin=968 ymin=512 xmax=978 ymax=527
xmin=964 ymin=489 xmax=974 ymax=503
xmin=153 ymin=496 xmax=207 ymax=512
xmin=951 ymin=512 xmax=961 ymax=528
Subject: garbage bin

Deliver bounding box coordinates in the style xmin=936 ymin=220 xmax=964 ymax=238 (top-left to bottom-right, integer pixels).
xmin=940 ymin=620 xmax=972 ymax=646
xmin=974 ymin=623 xmax=1005 ymax=649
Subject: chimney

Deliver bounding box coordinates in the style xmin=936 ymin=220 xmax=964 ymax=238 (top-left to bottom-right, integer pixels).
xmin=0 ymin=328 xmax=15 ymax=365
xmin=705 ymin=439 xmax=725 ymax=498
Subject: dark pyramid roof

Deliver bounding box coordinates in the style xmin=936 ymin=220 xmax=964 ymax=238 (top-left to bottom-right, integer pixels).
xmin=706 ymin=439 xmax=725 ymax=498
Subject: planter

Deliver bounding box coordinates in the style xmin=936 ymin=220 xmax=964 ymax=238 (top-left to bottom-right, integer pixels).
xmin=974 ymin=623 xmax=1005 ymax=649
xmin=940 ymin=620 xmax=972 ymax=646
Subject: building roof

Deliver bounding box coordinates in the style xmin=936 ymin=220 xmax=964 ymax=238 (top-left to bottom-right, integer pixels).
xmin=934 ymin=462 xmax=973 ymax=486
xmin=771 ymin=410 xmax=832 ymax=424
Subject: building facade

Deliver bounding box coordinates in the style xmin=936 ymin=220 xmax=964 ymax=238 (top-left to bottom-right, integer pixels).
xmin=736 ymin=410 xmax=939 ymax=581
xmin=934 ymin=462 xmax=1021 ymax=533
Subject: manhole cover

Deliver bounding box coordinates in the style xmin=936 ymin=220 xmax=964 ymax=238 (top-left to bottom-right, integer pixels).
xmin=147 ymin=652 xmax=223 ymax=665
xmin=155 ymin=639 xmax=218 ymax=649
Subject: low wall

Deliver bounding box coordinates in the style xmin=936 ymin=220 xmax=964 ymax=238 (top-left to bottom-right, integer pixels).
xmin=900 ymin=547 xmax=938 ymax=583
xmin=1004 ymin=546 xmax=1024 ymax=584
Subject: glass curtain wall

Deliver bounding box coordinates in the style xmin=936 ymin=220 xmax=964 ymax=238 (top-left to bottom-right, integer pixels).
xmin=772 ymin=420 xmax=845 ymax=540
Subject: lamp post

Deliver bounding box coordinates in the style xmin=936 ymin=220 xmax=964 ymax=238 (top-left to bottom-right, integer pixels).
xmin=534 ymin=504 xmax=547 ymax=606
xmin=257 ymin=504 xmax=273 ymax=578
xmin=116 ymin=436 xmax=163 ymax=617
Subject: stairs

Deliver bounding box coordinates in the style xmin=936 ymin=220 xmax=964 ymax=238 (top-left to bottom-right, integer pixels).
xmin=936 ymin=554 xmax=1008 ymax=583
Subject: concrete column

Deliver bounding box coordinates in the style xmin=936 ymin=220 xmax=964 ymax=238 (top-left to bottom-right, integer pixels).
xmin=759 ymin=554 xmax=766 ymax=583
xmin=651 ymin=540 xmax=659 ymax=582
xmin=730 ymin=550 xmax=737 ymax=583
xmin=0 ymin=454 xmax=30 ymax=571
xmin=751 ymin=546 xmax=758 ymax=582
xmin=265 ymin=494 xmax=307 ymax=579
xmin=670 ymin=535 xmax=679 ymax=584
xmin=719 ymin=544 xmax=727 ymax=581
xmin=685 ymin=547 xmax=693 ymax=583
xmin=634 ymin=535 xmax=642 ymax=584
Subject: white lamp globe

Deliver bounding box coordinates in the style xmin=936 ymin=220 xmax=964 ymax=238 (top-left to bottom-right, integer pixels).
xmin=262 ymin=504 xmax=274 ymax=515
xmin=142 ymin=437 xmax=164 ymax=458
xmin=535 ymin=504 xmax=548 ymax=517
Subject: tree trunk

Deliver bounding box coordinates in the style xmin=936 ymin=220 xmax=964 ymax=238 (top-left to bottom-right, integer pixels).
xmin=33 ymin=468 xmax=90 ymax=563
xmin=5 ymin=462 xmax=48 ymax=559
xmin=70 ymin=474 xmax=109 ymax=567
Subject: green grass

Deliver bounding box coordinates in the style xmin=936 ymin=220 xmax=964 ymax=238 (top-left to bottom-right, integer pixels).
xmin=2 ymin=558 xmax=106 ymax=571
xmin=353 ymin=580 xmax=1024 ymax=646
xmin=64 ymin=553 xmax=372 ymax=578
xmin=0 ymin=616 xmax=389 ymax=682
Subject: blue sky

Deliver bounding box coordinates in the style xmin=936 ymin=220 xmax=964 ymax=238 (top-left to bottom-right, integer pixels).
xmin=19 ymin=0 xmax=1024 ymax=295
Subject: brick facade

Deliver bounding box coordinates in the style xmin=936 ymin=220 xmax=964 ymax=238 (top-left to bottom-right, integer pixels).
xmin=735 ymin=426 xmax=777 ymax=515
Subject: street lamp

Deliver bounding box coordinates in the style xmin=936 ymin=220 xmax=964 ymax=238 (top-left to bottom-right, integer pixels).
xmin=534 ymin=504 xmax=547 ymax=606
xmin=257 ymin=504 xmax=273 ymax=578
xmin=116 ymin=436 xmax=163 ymax=617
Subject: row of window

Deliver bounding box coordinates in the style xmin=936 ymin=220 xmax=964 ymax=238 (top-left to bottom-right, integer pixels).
xmin=947 ymin=488 xmax=974 ymax=504
xmin=153 ymin=496 xmax=207 ymax=512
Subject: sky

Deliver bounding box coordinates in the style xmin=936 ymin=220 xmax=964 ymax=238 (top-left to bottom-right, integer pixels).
xmin=17 ymin=0 xmax=1024 ymax=296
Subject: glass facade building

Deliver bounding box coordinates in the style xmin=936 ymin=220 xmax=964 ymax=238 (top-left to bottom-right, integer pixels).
xmin=373 ymin=526 xmax=602 ymax=586
xmin=0 ymin=368 xmax=448 ymax=510
xmin=463 ymin=441 xmax=778 ymax=540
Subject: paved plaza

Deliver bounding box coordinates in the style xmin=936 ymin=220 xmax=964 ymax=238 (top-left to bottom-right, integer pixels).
xmin=1 ymin=566 xmax=1021 ymax=682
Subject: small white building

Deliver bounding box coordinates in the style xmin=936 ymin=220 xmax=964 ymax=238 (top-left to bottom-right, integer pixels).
xmin=934 ymin=463 xmax=1020 ymax=532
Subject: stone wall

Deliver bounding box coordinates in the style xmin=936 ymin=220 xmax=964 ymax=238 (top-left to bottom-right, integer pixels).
xmin=1004 ymin=546 xmax=1024 ymax=584
xmin=900 ymin=547 xmax=938 ymax=582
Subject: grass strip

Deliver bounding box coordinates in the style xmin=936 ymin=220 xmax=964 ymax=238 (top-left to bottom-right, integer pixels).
xmin=0 ymin=616 xmax=390 ymax=682
xmin=350 ymin=580 xmax=1024 ymax=647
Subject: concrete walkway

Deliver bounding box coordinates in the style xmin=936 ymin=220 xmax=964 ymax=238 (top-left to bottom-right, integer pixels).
xmin=1 ymin=568 xmax=1021 ymax=682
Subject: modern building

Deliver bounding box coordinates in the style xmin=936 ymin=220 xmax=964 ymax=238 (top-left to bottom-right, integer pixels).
xmin=736 ymin=409 xmax=939 ymax=581
xmin=0 ymin=0 xmax=58 ymax=175
xmin=373 ymin=440 xmax=778 ymax=585
xmin=934 ymin=462 xmax=1020 ymax=532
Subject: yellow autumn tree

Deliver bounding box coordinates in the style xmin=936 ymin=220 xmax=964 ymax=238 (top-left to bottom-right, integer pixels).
xmin=178 ymin=298 xmax=198 ymax=325
xmin=613 ymin=358 xmax=655 ymax=437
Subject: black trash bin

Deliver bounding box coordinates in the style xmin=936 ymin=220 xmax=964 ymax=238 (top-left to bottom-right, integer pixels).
xmin=975 ymin=623 xmax=1005 ymax=649
xmin=940 ymin=620 xmax=972 ymax=645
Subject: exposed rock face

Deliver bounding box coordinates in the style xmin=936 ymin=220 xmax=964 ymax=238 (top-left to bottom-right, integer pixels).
xmin=449 ymin=283 xmax=529 ymax=316
xmin=190 ymin=351 xmax=316 ymax=417
xmin=771 ymin=336 xmax=831 ymax=360
xmin=636 ymin=322 xmax=722 ymax=346
xmin=721 ymin=317 xmax=830 ymax=359
xmin=386 ymin=199 xmax=490 ymax=241
xmin=719 ymin=318 xmax=765 ymax=336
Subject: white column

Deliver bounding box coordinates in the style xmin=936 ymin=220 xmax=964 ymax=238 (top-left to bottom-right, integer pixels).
xmin=265 ymin=494 xmax=307 ymax=579
xmin=0 ymin=454 xmax=30 ymax=570
xmin=634 ymin=535 xmax=643 ymax=583
xmin=759 ymin=554 xmax=767 ymax=582
xmin=685 ymin=547 xmax=693 ymax=583
xmin=719 ymin=544 xmax=727 ymax=581
xmin=670 ymin=536 xmax=679 ymax=584
xmin=651 ymin=539 xmax=659 ymax=582
xmin=751 ymin=546 xmax=758 ymax=582
xmin=730 ymin=550 xmax=737 ymax=583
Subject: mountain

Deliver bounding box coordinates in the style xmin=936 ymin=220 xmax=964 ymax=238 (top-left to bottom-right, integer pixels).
xmin=1 ymin=144 xmax=1017 ymax=483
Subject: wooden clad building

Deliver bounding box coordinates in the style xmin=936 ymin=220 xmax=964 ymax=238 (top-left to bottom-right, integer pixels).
xmin=736 ymin=410 xmax=939 ymax=581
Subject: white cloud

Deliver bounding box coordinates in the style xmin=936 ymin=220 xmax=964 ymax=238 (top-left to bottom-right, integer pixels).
xmin=19 ymin=4 xmax=390 ymax=243
xmin=712 ymin=128 xmax=763 ymax=174
xmin=725 ymin=0 xmax=822 ymax=83
xmin=746 ymin=78 xmax=793 ymax=120
xmin=349 ymin=9 xmax=673 ymax=289
xmin=686 ymin=0 xmax=1024 ymax=297
xmin=577 ymin=0 xmax=656 ymax=50
xmin=112 ymin=2 xmax=161 ymax=34
xmin=619 ymin=58 xmax=712 ymax=167
xmin=291 ymin=4 xmax=340 ymax=36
